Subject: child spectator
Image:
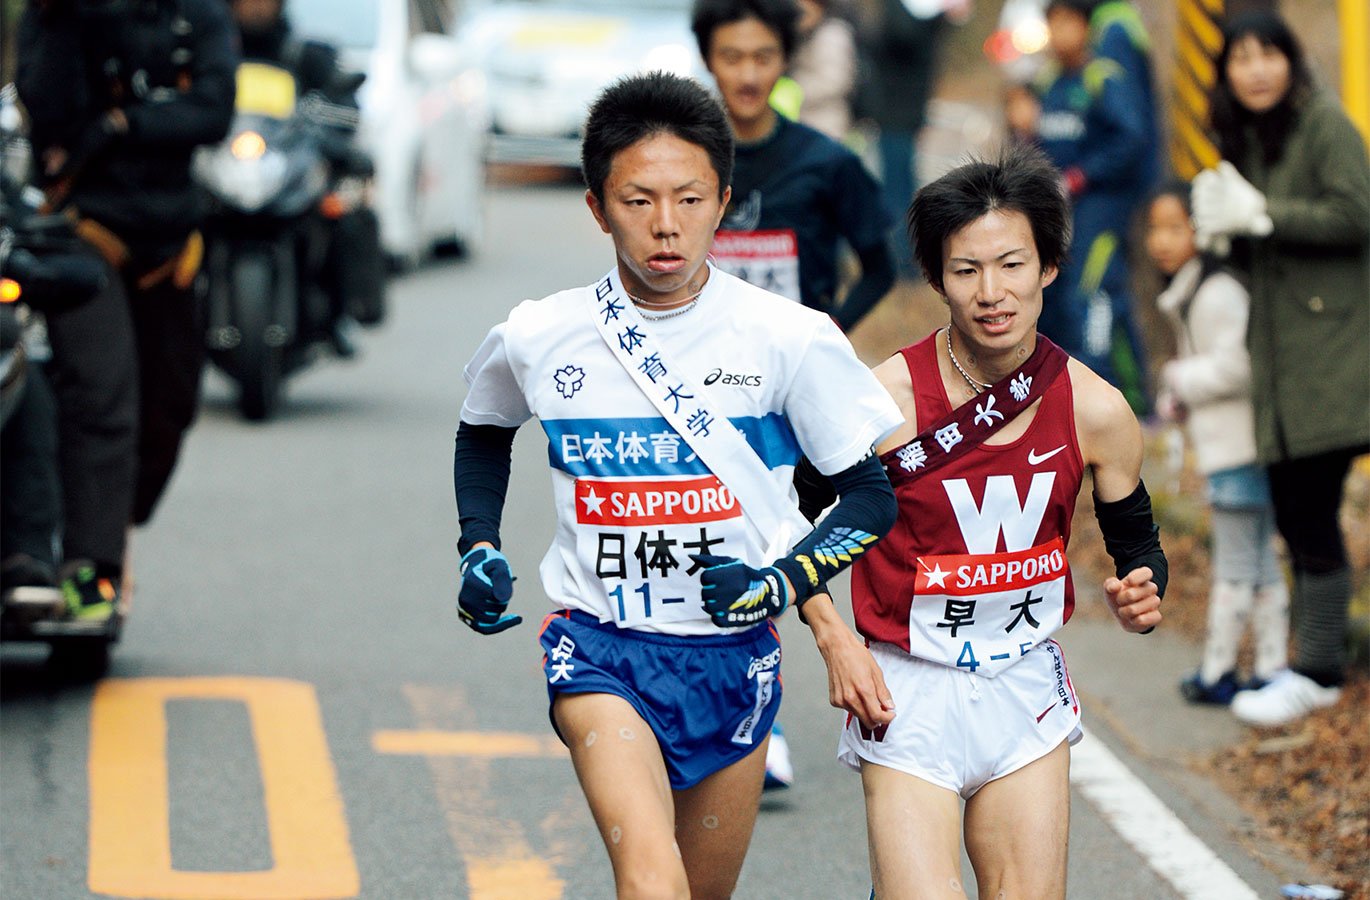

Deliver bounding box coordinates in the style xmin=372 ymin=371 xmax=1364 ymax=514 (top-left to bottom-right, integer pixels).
xmin=1145 ymin=182 xmax=1288 ymax=704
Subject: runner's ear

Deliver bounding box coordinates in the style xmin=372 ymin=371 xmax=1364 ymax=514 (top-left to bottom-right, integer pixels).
xmin=586 ymin=190 xmax=611 ymax=234
xmin=1039 ymin=262 xmax=1059 ymax=289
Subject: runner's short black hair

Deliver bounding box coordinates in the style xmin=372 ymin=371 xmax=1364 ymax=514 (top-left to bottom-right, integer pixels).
xmin=691 ymin=0 xmax=801 ymax=61
xmin=581 ymin=71 xmax=734 ymax=202
xmin=908 ymin=144 xmax=1071 ymax=293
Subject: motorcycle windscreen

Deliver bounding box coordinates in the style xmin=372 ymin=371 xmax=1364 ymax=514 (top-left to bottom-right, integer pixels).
xmin=235 ymin=63 xmax=297 ymax=119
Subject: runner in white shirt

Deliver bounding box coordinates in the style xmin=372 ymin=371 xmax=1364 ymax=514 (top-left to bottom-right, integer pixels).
xmin=453 ymin=72 xmax=903 ymax=898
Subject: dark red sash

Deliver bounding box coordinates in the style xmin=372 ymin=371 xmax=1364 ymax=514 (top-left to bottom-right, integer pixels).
xmin=880 ymin=335 xmax=1069 ymax=485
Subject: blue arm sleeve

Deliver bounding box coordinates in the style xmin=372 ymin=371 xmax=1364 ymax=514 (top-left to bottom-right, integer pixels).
xmin=773 ymin=454 xmax=896 ymax=604
xmin=454 ymin=421 xmax=518 ymax=554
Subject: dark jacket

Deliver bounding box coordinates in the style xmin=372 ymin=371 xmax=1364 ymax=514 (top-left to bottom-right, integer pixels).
xmin=858 ymin=0 xmax=944 ymax=132
xmin=18 ymin=0 xmax=237 ymax=251
xmin=1231 ymin=92 xmax=1370 ymax=463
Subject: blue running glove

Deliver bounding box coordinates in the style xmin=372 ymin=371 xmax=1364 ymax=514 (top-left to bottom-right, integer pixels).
xmin=691 ymin=553 xmax=790 ymax=628
xmin=458 ymin=547 xmax=521 ymax=635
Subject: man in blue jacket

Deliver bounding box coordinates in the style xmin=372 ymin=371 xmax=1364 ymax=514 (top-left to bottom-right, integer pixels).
xmin=1031 ymin=0 xmax=1154 ymax=412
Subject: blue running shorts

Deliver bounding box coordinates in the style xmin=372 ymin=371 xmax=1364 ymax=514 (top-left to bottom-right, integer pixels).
xmin=538 ymin=610 xmax=782 ymax=790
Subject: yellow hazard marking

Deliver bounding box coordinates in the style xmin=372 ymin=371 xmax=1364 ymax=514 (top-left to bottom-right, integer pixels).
xmin=1175 ymin=114 xmax=1220 ymax=169
xmin=1340 ymin=0 xmax=1370 ymax=144
xmin=88 ymin=678 xmax=358 ymax=900
xmin=1179 ymin=0 xmax=1222 ymax=55
xmin=372 ymin=730 xmax=568 ymax=758
xmin=1177 ymin=26 xmax=1215 ymax=88
xmin=1173 ymin=72 xmax=1209 ymax=121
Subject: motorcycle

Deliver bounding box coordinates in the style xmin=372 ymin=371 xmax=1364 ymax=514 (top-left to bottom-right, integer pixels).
xmin=193 ymin=62 xmax=383 ymax=421
xmin=1 ymin=86 xmax=117 ymax=673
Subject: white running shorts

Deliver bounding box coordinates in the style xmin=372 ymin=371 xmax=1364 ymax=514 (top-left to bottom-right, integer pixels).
xmin=837 ymin=639 xmax=1083 ymax=798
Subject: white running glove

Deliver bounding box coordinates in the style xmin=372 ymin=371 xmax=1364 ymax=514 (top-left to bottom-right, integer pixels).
xmin=1192 ymin=161 xmax=1274 ymax=256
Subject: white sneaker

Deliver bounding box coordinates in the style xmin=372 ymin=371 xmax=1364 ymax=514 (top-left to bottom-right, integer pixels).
xmin=1231 ymin=669 xmax=1342 ymax=727
xmin=763 ymin=724 xmax=794 ymax=790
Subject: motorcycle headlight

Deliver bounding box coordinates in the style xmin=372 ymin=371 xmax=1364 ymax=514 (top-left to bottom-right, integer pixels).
xmin=195 ymin=144 xmax=289 ymax=213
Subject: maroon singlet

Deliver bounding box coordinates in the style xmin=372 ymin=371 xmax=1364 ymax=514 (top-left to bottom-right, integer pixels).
xmin=852 ymin=333 xmax=1085 ymax=673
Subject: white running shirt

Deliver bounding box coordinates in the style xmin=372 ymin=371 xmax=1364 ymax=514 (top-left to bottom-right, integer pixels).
xmin=461 ymin=266 xmax=902 ymax=635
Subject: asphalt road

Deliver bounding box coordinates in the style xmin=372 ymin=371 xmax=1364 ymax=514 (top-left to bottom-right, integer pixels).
xmin=1 ymin=184 xmax=1283 ymax=899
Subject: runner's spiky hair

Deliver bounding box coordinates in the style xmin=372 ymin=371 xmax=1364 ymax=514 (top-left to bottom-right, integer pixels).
xmin=908 ymin=144 xmax=1071 ymax=293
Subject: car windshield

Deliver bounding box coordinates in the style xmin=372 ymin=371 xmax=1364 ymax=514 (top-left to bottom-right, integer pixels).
xmin=289 ymin=0 xmax=380 ymax=50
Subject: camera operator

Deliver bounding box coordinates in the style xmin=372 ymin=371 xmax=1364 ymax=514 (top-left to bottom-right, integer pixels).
xmin=16 ymin=0 xmax=237 ymax=620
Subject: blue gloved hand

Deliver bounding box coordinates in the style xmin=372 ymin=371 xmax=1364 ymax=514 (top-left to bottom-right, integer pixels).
xmin=457 ymin=547 xmax=521 ymax=635
xmin=691 ymin=553 xmax=790 ymax=628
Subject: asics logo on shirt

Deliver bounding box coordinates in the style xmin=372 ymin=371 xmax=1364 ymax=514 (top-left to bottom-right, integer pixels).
xmin=1027 ymin=445 xmax=1067 ymax=465
xmin=704 ymin=367 xmax=763 ymax=388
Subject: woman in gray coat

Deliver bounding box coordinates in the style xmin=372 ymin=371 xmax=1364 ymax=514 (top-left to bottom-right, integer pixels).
xmin=1192 ymin=10 xmax=1370 ymax=727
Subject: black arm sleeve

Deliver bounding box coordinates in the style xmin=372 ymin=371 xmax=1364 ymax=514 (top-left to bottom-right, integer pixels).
xmin=793 ymin=456 xmax=838 ymax=523
xmin=1093 ymin=479 xmax=1169 ymax=599
xmin=834 ymin=239 xmax=896 ymax=333
xmin=453 ymin=421 xmax=518 ymax=555
xmin=773 ymin=454 xmax=896 ymax=605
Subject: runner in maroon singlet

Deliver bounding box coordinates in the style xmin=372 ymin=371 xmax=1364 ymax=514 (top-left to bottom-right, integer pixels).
xmin=806 ymin=146 xmax=1167 ymax=900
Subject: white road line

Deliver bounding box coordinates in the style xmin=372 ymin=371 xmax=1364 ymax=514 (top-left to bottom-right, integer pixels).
xmin=1071 ymin=738 xmax=1259 ymax=900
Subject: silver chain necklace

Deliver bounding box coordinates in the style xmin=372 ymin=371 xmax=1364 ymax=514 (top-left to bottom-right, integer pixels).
xmin=628 ymin=288 xmax=703 ymax=321
xmin=946 ymin=327 xmax=992 ymax=394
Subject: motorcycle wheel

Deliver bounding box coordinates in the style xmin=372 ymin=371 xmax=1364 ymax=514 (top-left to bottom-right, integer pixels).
xmin=233 ymin=252 xmax=284 ymax=421
xmin=47 ymin=635 xmax=114 ymax=681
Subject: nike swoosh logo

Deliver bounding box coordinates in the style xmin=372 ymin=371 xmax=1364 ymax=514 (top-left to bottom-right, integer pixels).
xmin=1028 ymin=445 xmax=1067 ymax=465
xmin=1036 ymin=704 xmax=1055 ymax=723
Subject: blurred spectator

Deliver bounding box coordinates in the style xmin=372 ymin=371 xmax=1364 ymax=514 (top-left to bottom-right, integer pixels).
xmin=858 ymin=0 xmax=968 ymax=276
xmin=1192 ymin=11 xmax=1369 ymax=728
xmin=1085 ymin=0 xmax=1160 ymax=204
xmin=1144 ymin=181 xmax=1287 ymax=706
xmin=1029 ymin=0 xmax=1151 ymax=412
xmin=1002 ymin=81 xmax=1039 ymax=145
xmin=786 ymin=0 xmax=857 ymax=140
xmin=695 ymin=0 xmax=894 ymax=335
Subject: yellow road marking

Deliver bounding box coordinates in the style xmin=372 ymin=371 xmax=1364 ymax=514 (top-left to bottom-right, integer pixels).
xmin=398 ymin=685 xmax=565 ymax=900
xmin=373 ymin=729 xmax=569 ymax=758
xmin=89 ymin=678 xmax=358 ymax=900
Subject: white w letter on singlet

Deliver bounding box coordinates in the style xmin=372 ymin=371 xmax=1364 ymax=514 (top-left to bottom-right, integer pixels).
xmin=943 ymin=473 xmax=1056 ymax=554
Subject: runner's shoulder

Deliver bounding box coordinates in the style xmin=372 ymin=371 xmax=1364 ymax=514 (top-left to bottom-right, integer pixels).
xmin=715 ymin=267 xmax=831 ymax=333
xmin=1067 ymin=357 xmax=1139 ymax=451
xmin=505 ymin=285 xmax=592 ymax=335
